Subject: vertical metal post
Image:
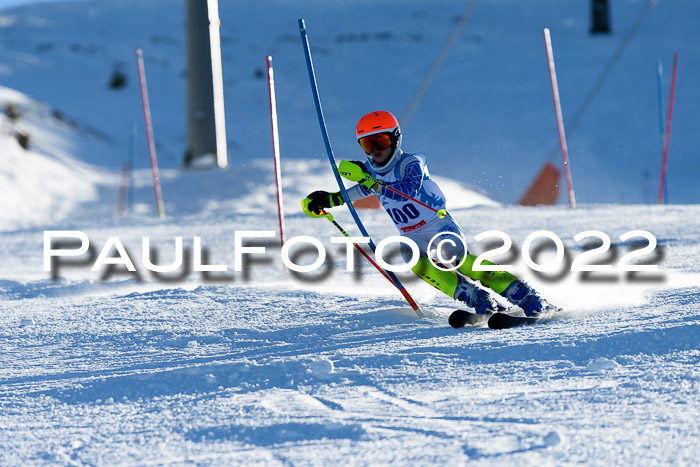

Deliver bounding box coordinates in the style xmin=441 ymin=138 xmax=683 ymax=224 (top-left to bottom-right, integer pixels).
xmin=185 ymin=0 xmax=227 ymax=168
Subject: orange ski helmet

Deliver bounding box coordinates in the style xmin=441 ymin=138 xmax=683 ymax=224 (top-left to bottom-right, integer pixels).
xmin=356 ymin=110 xmax=402 ymax=173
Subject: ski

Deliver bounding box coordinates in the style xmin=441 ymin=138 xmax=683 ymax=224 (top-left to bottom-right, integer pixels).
xmin=487 ymin=313 xmax=541 ymax=329
xmin=448 ymin=309 xmax=490 ymax=328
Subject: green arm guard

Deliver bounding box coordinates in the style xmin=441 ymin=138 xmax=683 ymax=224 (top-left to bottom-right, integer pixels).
xmin=338 ymin=160 xmax=367 ymax=182
xmin=339 ymin=160 xmax=380 ymax=191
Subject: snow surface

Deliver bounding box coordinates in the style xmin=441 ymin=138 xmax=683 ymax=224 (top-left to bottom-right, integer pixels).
xmin=1 ymin=0 xmax=699 ymax=465
xmin=2 ymin=203 xmax=699 ymax=465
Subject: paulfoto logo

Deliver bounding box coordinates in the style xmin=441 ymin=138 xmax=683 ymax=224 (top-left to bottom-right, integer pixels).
xmin=43 ymin=229 xmax=664 ymax=282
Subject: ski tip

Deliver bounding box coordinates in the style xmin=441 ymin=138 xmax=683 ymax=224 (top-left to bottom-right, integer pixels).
xmin=448 ymin=309 xmax=489 ymax=328
xmin=298 ymin=19 xmax=306 ymax=30
xmin=449 ymin=310 xmax=469 ymax=328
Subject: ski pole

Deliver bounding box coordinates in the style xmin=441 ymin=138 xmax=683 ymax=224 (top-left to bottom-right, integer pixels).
xmin=320 ymin=209 xmax=424 ymax=317
xmin=371 ymin=182 xmax=447 ymax=219
xmin=338 ymin=160 xmax=447 ymax=218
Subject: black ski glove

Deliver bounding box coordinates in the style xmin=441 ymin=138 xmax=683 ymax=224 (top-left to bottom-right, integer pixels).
xmin=303 ymin=190 xmax=345 ymax=215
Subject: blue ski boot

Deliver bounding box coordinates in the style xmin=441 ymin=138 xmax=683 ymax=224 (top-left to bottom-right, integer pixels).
xmin=454 ymin=276 xmax=504 ymax=315
xmin=501 ymin=280 xmax=556 ymax=316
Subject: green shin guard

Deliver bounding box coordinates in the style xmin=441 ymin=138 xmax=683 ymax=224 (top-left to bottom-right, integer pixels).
xmin=411 ymin=257 xmax=459 ymax=297
xmin=457 ymin=255 xmax=517 ymax=294
xmin=411 ymin=255 xmax=519 ymax=298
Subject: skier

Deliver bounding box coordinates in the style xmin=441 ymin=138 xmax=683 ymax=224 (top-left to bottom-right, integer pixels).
xmin=302 ymin=110 xmax=556 ymax=317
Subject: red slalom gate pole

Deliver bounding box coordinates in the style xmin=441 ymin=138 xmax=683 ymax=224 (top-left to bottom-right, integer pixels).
xmin=544 ymin=28 xmax=576 ymax=208
xmin=136 ymin=48 xmax=166 ymax=219
xmin=267 ymin=56 xmax=286 ymax=247
xmin=658 ymin=53 xmax=679 ymax=205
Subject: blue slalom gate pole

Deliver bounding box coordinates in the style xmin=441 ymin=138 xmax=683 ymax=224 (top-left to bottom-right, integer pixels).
xmin=298 ymin=19 xmax=423 ymax=317
xmin=128 ymin=122 xmax=137 ymax=212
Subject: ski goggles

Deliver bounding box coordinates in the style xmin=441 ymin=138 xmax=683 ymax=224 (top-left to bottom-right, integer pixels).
xmin=359 ymin=133 xmax=393 ymax=154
